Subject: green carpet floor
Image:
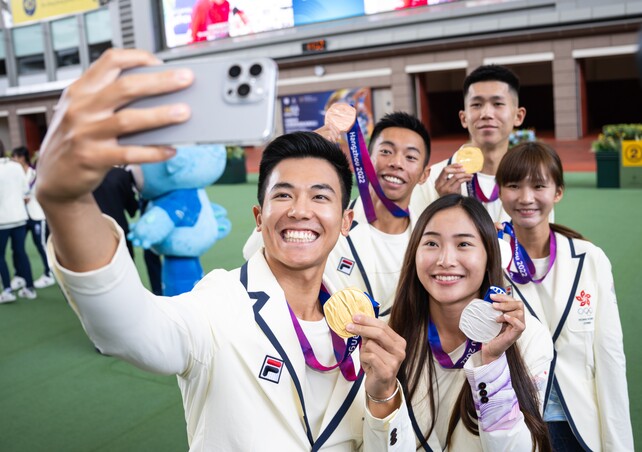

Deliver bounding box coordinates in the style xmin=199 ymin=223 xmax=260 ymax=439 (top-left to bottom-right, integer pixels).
xmin=1 ymin=172 xmax=640 ymax=450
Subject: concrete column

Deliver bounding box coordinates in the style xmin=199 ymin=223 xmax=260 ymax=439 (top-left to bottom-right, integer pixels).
xmin=552 ymin=40 xmax=580 ymax=140
xmin=389 ymin=56 xmax=414 ymax=113
xmin=9 ymin=108 xmax=22 ymax=148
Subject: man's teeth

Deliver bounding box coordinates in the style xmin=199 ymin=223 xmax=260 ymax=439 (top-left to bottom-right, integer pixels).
xmin=283 ymin=230 xmax=318 ymax=242
xmin=434 ymin=275 xmax=462 ymax=281
xmin=383 ymin=175 xmax=403 ymax=184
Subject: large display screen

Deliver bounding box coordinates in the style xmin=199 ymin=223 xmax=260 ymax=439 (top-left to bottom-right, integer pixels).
xmin=161 ymin=0 xmax=460 ymax=49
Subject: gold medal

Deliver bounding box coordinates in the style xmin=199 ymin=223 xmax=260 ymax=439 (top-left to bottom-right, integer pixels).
xmin=324 ymin=103 xmax=357 ymax=132
xmin=454 ymin=145 xmax=484 ymax=174
xmin=324 ymin=287 xmax=375 ymax=338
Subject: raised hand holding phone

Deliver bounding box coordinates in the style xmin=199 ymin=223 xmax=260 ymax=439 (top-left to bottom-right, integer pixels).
xmin=36 ymin=49 xmax=195 ymax=273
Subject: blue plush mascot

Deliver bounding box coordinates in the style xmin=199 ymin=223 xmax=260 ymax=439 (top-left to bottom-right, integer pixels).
xmin=128 ymin=145 xmax=231 ymax=296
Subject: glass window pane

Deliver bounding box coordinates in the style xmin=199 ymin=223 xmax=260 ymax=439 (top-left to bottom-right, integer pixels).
xmin=53 ymin=17 xmax=80 ymax=67
xmin=85 ymin=8 xmax=111 ymax=45
xmin=13 ymin=25 xmax=44 ymax=57
xmin=52 ymin=17 xmax=79 ymax=50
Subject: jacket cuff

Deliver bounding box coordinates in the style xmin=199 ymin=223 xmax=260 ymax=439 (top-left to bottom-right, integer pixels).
xmin=364 ymin=389 xmax=411 ymax=448
xmin=464 ymin=351 xmax=522 ymax=431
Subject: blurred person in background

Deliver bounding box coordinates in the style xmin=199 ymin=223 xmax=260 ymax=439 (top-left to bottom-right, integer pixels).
xmin=10 ymin=146 xmax=55 ymax=289
xmin=0 ymin=143 xmax=36 ymax=302
xmin=92 ymin=166 xmax=139 ymax=259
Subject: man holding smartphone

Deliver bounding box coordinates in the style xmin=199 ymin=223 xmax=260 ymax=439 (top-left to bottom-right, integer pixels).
xmin=36 ymin=49 xmax=412 ymax=450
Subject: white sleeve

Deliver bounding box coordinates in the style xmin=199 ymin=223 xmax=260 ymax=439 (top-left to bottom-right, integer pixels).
xmin=362 ymin=387 xmax=415 ymax=451
xmin=21 ymin=169 xmax=29 ymax=195
xmin=48 ymin=217 xmax=212 ymax=377
xmin=593 ymin=249 xmax=634 ymax=451
xmin=519 ymin=313 xmax=554 ymax=414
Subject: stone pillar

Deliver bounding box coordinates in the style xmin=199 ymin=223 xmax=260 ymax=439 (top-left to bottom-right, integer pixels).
xmin=552 ymin=40 xmax=580 ymax=140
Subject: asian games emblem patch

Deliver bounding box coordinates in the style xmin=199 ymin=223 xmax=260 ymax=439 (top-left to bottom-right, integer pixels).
xmin=337 ymin=257 xmax=355 ymax=275
xmin=259 ymin=355 xmax=284 ymax=384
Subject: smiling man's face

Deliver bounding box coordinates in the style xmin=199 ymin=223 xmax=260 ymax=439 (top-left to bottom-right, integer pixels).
xmin=369 ymin=127 xmax=430 ymax=209
xmin=459 ymin=80 xmax=525 ymax=153
xmin=253 ymin=157 xmax=352 ymax=273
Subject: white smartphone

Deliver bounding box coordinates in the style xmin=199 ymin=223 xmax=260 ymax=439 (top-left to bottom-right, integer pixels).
xmin=117 ymin=57 xmax=278 ymax=147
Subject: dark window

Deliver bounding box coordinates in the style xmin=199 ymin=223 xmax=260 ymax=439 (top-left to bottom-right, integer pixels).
xmin=17 ymin=54 xmax=46 ymax=75
xmin=89 ymin=41 xmax=112 ymax=62
xmin=55 ymin=48 xmax=81 ymax=67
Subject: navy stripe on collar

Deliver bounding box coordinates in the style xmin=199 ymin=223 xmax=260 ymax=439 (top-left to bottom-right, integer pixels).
xmin=551 ymin=237 xmax=585 ymax=343
xmin=312 ymin=371 xmax=365 ymax=451
xmin=242 ymin=259 xmax=363 ymax=449
xmin=551 ymin=376 xmax=592 ymax=451
xmin=345 ymin=235 xmax=373 ymax=297
xmin=406 ymin=395 xmax=433 ymax=451
xmin=504 ymin=272 xmax=538 ymax=320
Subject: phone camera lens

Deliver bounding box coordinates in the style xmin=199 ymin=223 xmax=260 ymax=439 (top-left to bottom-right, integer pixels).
xmin=249 ymin=64 xmax=262 ymax=77
xmin=228 ymin=65 xmax=242 ymax=78
xmin=237 ymin=83 xmax=251 ymax=97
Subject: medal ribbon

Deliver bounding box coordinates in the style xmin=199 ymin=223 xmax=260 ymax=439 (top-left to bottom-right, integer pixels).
xmin=499 ymin=222 xmax=557 ymax=284
xmin=29 ymin=173 xmax=37 ymax=190
xmin=287 ymin=285 xmax=379 ymax=382
xmin=445 ymin=154 xmax=499 ymax=203
xmin=428 ymin=320 xmax=481 ymax=369
xmin=346 ymin=121 xmax=409 ymax=224
xmin=467 ymin=173 xmax=499 ymax=203
xmin=428 ymin=286 xmax=506 ymax=368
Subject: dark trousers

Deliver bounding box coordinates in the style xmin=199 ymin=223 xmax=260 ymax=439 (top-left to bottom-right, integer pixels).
xmin=144 ymin=249 xmax=163 ymax=296
xmin=547 ymin=421 xmax=586 ymax=452
xmin=0 ymin=225 xmax=34 ymax=289
xmin=13 ymin=219 xmax=50 ymax=276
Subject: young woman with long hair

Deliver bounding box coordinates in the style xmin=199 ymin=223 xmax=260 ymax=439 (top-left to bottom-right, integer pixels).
xmin=389 ymin=194 xmax=552 ymax=451
xmin=496 ymin=142 xmax=633 ymax=451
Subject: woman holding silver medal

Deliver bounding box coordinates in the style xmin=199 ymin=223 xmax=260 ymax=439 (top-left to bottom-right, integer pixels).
xmin=496 ymin=142 xmax=633 ymax=451
xmin=388 ymin=194 xmax=553 ymax=451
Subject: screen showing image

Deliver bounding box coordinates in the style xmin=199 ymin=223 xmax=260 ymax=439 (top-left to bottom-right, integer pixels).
xmin=292 ymin=0 xmax=365 ymax=26
xmin=162 ymin=0 xmax=294 ymax=48
xmin=281 ymin=88 xmax=374 ymax=145
xmin=161 ymin=0 xmax=462 ymax=49
xmin=364 ymin=0 xmax=456 ymax=15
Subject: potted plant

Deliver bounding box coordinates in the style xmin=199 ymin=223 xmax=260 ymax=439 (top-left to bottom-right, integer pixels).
xmin=216 ymin=146 xmax=247 ymax=184
xmin=509 ymin=128 xmax=536 ymax=147
xmin=591 ymin=124 xmax=642 ymax=188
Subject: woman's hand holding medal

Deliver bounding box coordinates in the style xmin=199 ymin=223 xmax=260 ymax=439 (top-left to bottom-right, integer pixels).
xmin=480 ymin=293 xmax=526 ymax=365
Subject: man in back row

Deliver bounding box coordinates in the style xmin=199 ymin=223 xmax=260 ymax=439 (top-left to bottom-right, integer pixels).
xmin=410 ymin=64 xmax=527 ymax=223
xmin=35 ymin=48 xmax=412 ymax=450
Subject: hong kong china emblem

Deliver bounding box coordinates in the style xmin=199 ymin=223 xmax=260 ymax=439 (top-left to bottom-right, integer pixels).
xmin=575 ymin=290 xmax=594 ymax=324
